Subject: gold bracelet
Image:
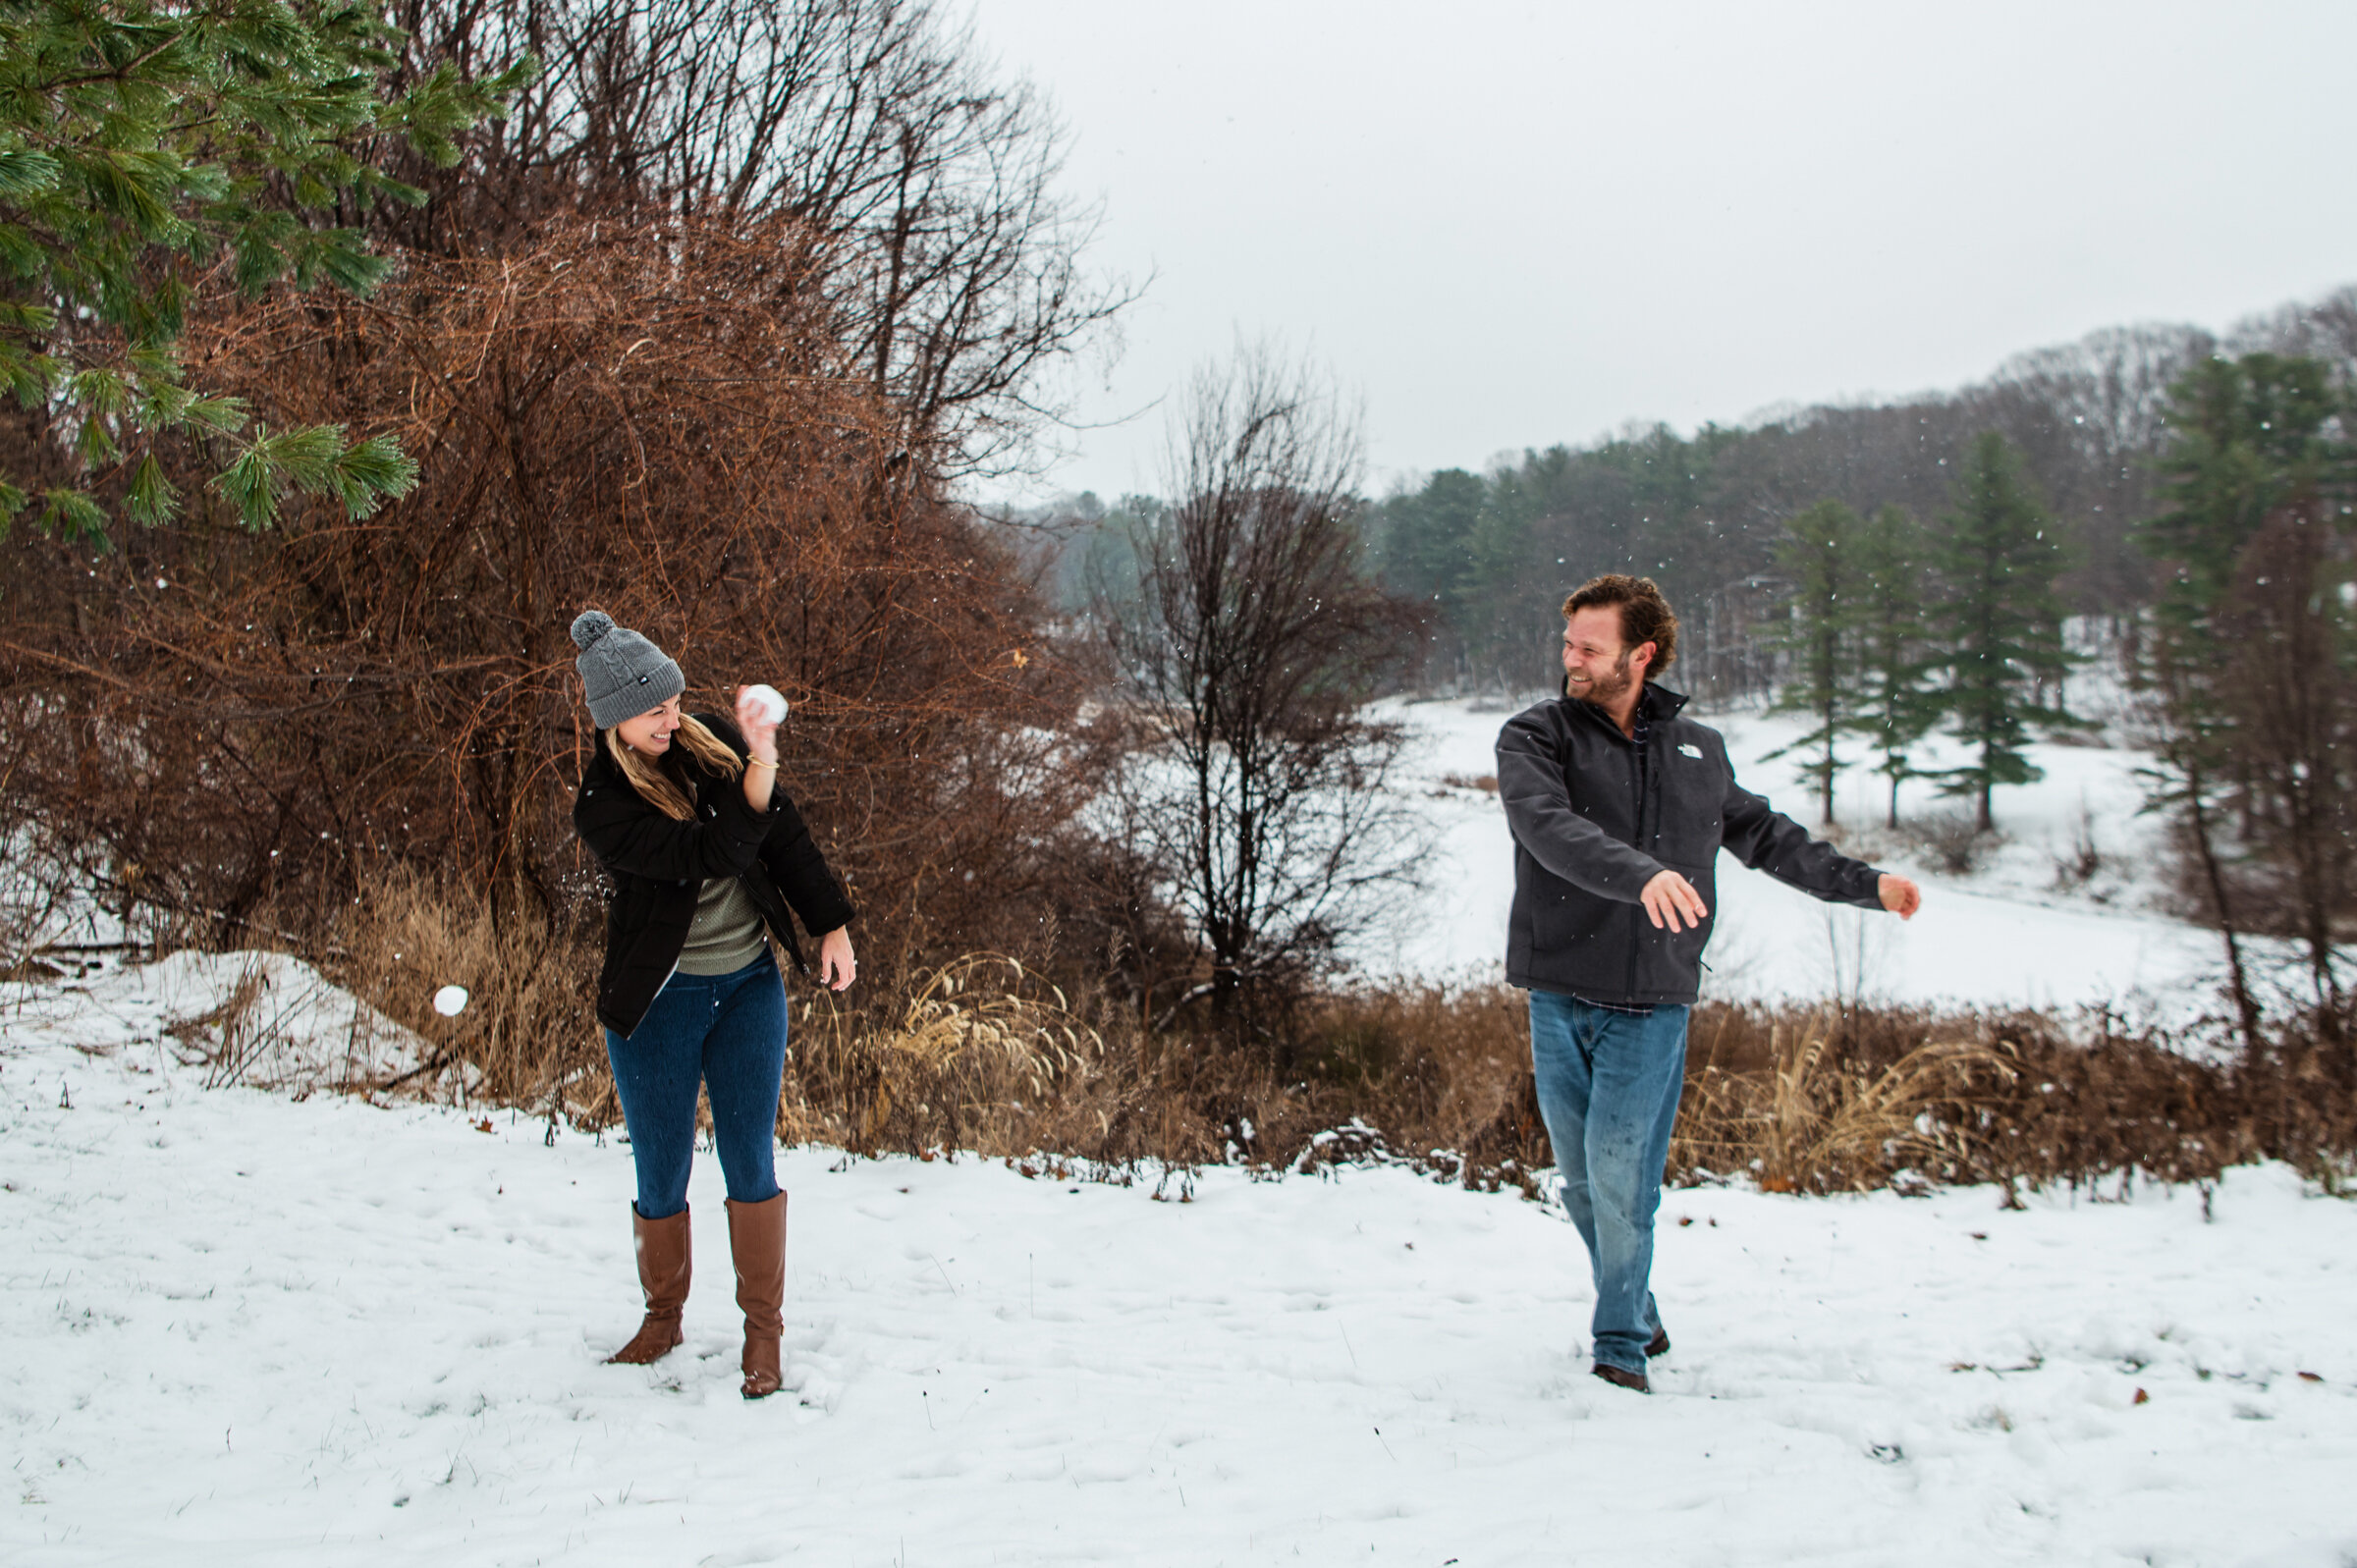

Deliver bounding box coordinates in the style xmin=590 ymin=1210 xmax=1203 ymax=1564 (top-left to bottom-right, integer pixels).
xmin=745 ymin=757 xmax=778 ymax=773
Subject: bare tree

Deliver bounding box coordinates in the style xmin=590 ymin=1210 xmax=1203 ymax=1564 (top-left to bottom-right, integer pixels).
xmin=373 ymin=0 xmax=1129 ymax=477
xmin=1094 ymin=350 xmax=1424 ymax=1035
xmin=2230 ymin=286 xmax=2357 ymax=388
xmin=1974 ymin=322 xmax=2213 ymax=616
xmin=2218 ymin=501 xmax=2357 ymax=1018
xmin=2136 ymin=639 xmax=2266 ymax=1055
xmin=0 ymin=218 xmax=1094 ymax=979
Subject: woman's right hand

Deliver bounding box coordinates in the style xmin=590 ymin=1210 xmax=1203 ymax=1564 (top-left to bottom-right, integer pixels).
xmin=817 ymin=925 xmax=857 ymax=991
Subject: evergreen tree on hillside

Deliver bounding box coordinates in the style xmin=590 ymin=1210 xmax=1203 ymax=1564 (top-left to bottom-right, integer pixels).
xmin=2143 ymin=352 xmax=2345 ymax=634
xmin=1454 ymin=484 xmax=1533 ymax=684
xmin=0 ymin=0 xmax=524 ymax=537
xmin=2137 ymin=351 xmax=2357 ymax=1016
xmin=1369 ymin=467 xmax=1487 ymax=676
xmin=1372 ymin=467 xmax=1485 ymax=605
xmin=1926 ymin=433 xmax=2080 ymax=832
xmin=1849 ymin=504 xmax=1936 ymax=829
xmin=1069 ymin=493 xmax=1164 ymax=616
xmin=1762 ymin=499 xmax=1863 ymax=825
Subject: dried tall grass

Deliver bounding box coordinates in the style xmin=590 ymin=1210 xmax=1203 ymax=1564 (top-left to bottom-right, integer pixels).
xmin=323 ymin=865 xmax=602 ymax=1118
xmin=1677 ymin=1016 xmax=2012 ymax=1194
xmin=300 ymin=871 xmax=2357 ymax=1197
xmin=786 ymin=955 xmax=1103 ymax=1156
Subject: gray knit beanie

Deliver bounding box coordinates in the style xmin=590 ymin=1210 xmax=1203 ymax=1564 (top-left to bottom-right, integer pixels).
xmin=571 ymin=609 xmax=685 ymax=730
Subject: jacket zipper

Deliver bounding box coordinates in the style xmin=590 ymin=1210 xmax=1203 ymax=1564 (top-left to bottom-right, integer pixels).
xmin=1624 ymin=730 xmax=1644 ymax=1001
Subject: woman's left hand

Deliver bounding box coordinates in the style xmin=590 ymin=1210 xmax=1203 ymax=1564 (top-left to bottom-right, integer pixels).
xmin=817 ymin=926 xmax=856 ymax=991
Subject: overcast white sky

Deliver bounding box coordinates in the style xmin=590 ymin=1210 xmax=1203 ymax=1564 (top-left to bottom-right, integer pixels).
xmin=963 ymin=0 xmax=2357 ymax=505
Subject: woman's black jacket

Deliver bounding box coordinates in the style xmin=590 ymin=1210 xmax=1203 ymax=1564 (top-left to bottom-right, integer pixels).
xmin=574 ymin=714 xmax=855 ymax=1039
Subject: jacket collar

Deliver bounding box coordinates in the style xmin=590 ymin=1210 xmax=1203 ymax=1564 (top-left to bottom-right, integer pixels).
xmin=1560 ymin=680 xmax=1689 ymax=733
xmin=582 ymin=730 xmax=623 ymax=788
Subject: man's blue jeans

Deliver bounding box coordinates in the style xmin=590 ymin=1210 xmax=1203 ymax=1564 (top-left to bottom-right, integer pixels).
xmin=604 ymin=951 xmax=789 ymax=1220
xmin=1526 ymin=990 xmax=1690 ymax=1374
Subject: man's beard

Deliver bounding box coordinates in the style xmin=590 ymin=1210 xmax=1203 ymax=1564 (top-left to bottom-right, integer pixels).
xmin=1567 ymin=652 xmax=1635 ymax=706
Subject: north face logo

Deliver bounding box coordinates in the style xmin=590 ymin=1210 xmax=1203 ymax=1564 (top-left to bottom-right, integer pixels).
xmin=1678 ymin=743 xmax=1702 ymax=759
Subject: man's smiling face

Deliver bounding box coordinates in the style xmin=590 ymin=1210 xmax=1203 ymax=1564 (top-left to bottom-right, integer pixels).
xmin=1562 ymin=606 xmax=1647 ymax=707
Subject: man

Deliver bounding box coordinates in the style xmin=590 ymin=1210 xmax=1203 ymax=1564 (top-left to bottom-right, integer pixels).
xmin=1496 ymin=574 xmax=1921 ymax=1394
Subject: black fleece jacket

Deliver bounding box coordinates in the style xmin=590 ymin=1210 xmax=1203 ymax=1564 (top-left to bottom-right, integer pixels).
xmin=574 ymin=714 xmax=855 ymax=1038
xmin=1495 ymin=683 xmax=1886 ymax=1006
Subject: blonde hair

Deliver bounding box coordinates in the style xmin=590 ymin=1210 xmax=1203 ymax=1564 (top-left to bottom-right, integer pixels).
xmin=604 ymin=714 xmax=744 ymax=821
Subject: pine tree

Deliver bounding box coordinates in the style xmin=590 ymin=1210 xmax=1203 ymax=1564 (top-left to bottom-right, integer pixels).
xmin=1848 ymin=504 xmax=1936 ymax=829
xmin=1454 ymin=483 xmax=1533 ymax=687
xmin=1926 ymin=432 xmax=2079 ymax=832
xmin=2137 ymin=351 xmax=2357 ymax=1018
xmin=1764 ymin=499 xmax=1862 ymax=825
xmin=2143 ymin=353 xmax=2342 ymax=629
xmin=0 ymin=0 xmax=526 ymax=539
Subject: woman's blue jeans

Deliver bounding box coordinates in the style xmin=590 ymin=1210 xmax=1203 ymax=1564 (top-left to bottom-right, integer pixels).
xmin=1526 ymin=990 xmax=1690 ymax=1374
xmin=604 ymin=951 xmax=788 ymax=1219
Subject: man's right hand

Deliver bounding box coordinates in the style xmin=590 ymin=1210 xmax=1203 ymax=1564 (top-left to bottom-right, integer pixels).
xmin=1640 ymin=869 xmax=1709 ymax=933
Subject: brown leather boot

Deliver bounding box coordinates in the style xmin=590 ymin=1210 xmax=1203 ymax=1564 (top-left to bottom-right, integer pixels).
xmin=1593 ymin=1362 xmax=1650 ymax=1394
xmin=607 ymin=1205 xmax=690 ymax=1365
xmin=727 ymin=1193 xmax=788 ymax=1399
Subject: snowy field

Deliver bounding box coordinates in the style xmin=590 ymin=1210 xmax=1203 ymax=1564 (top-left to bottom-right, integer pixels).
xmin=1363 ymin=691 xmax=2256 ymax=1020
xmin=7 ymin=957 xmax=2357 ymax=1567
xmin=7 ymin=678 xmax=2351 ymax=1565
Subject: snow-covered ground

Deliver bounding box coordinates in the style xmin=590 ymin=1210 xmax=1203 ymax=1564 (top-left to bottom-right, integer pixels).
xmin=1363 ymin=692 xmax=2254 ymax=1021
xmin=7 ymin=672 xmax=2348 ymax=1564
xmin=6 ymin=957 xmax=2356 ymax=1566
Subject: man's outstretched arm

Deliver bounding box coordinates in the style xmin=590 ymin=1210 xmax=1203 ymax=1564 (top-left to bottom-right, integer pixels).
xmin=1722 ymin=776 xmax=1919 ymax=919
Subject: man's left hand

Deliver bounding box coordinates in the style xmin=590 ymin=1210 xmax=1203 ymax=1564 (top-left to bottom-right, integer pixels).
xmin=1879 ymin=874 xmax=1922 ymax=920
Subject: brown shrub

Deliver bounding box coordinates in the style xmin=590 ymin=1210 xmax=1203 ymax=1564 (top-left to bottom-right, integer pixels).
xmin=176 ymin=865 xmax=2357 ymax=1199
xmin=1673 ymin=999 xmax=2356 ymax=1195
xmin=763 ymin=982 xmax=2357 ymax=1198
xmin=0 ymin=217 xmax=1128 ymax=1077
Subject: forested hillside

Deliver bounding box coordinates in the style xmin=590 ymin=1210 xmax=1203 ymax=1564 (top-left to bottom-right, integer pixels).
xmin=1345 ymin=290 xmax=2355 ymax=700
xmin=1030 ymin=288 xmax=2357 ymax=1008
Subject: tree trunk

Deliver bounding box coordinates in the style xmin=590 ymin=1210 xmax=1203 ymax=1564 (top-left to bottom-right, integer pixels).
xmin=2183 ymin=747 xmax=2265 ymax=1058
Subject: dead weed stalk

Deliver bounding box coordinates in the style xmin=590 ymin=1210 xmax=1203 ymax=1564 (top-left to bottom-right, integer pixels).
xmin=1677 ymin=1014 xmax=2015 ymax=1193
xmin=324 ymin=866 xmax=602 ymax=1114
xmin=788 ymin=955 xmax=1104 ymax=1157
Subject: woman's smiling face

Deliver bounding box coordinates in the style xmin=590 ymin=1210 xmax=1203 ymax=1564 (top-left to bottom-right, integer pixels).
xmin=615 ymin=695 xmax=682 ymax=755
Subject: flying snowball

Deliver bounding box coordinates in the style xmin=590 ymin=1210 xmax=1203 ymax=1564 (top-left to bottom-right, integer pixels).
xmin=742 ymin=683 xmax=788 ymax=724
xmin=432 ymin=985 xmax=469 ymax=1017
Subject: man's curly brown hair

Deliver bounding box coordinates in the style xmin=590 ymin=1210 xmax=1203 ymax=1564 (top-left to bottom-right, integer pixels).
xmin=1561 ymin=574 xmax=1678 ymax=678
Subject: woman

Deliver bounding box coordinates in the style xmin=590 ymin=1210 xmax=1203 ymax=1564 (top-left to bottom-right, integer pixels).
xmin=569 ymin=609 xmax=856 ymax=1399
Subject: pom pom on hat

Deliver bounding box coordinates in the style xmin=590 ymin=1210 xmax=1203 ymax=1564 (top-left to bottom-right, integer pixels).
xmin=571 ymin=609 xmax=616 ymax=652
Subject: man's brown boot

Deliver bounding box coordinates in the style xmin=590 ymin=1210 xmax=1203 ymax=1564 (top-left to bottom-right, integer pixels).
xmin=1593 ymin=1363 xmax=1650 ymax=1394
xmin=727 ymin=1193 xmax=788 ymax=1399
xmin=607 ymin=1205 xmax=690 ymax=1365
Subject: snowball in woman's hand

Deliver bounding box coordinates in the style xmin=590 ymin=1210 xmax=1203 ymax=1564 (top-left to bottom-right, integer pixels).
xmin=742 ymin=683 xmax=788 ymax=724
xmin=432 ymin=985 xmax=469 ymax=1017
